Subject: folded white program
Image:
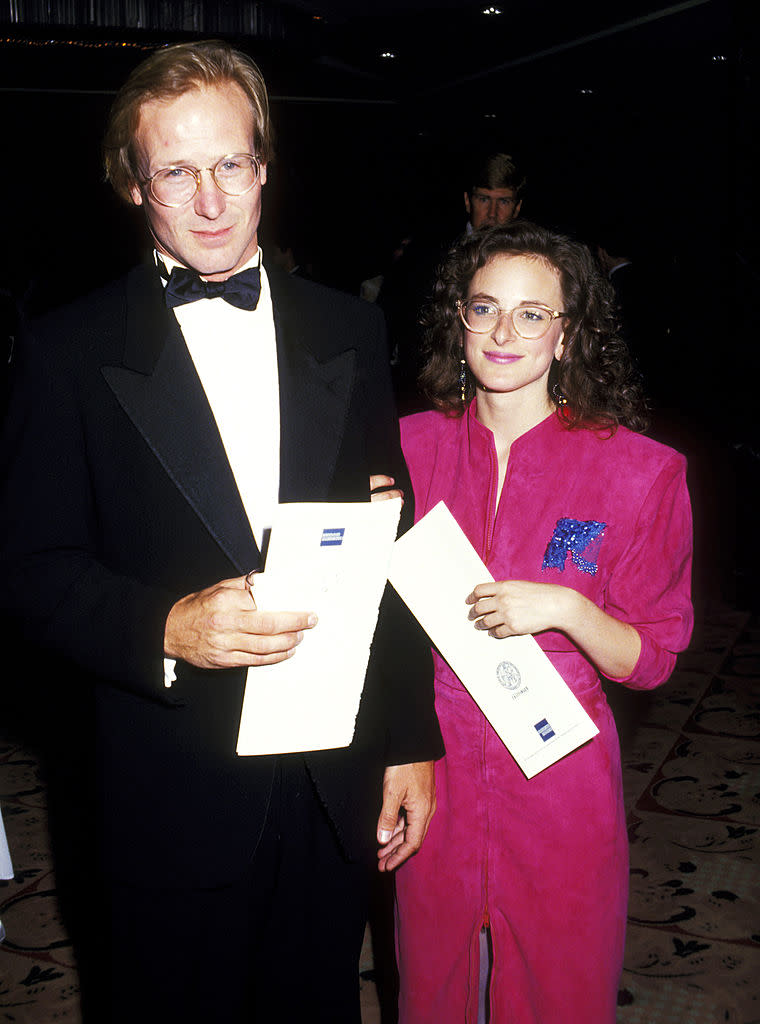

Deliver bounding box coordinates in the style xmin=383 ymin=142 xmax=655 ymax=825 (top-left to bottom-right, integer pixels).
xmin=0 ymin=804 xmax=12 ymax=881
xmin=237 ymin=498 xmax=402 ymax=756
xmin=389 ymin=501 xmax=598 ymax=779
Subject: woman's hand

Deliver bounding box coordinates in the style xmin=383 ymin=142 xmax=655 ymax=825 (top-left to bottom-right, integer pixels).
xmin=466 ymin=580 xmax=571 ymax=638
xmin=369 ymin=474 xmax=404 ymax=504
xmin=466 ymin=579 xmax=642 ymax=679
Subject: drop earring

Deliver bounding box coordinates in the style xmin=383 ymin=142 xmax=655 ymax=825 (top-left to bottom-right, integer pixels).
xmin=459 ymin=358 xmax=467 ymax=405
xmin=552 ymin=382 xmax=568 ymax=406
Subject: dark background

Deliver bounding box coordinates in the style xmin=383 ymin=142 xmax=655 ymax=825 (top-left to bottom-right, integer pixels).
xmin=0 ymin=0 xmax=754 ymax=597
xmin=0 ymin=1 xmax=743 ymax=306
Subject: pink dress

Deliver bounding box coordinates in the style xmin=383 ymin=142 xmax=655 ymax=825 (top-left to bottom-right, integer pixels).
xmin=396 ymin=404 xmax=693 ymax=1024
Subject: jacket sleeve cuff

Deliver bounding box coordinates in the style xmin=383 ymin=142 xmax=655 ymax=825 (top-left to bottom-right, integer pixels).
xmin=605 ymin=628 xmax=678 ymax=690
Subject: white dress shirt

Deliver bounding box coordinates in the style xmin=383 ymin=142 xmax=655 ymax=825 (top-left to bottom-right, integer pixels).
xmin=158 ymin=250 xmax=280 ymax=685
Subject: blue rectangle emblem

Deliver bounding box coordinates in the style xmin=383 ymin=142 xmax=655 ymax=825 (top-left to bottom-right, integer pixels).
xmin=534 ymin=719 xmax=555 ymax=742
xmin=320 ymin=528 xmax=345 ymax=547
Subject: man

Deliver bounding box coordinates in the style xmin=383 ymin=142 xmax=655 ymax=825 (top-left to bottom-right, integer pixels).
xmin=0 ymin=40 xmax=441 ymax=1023
xmin=381 ymin=151 xmax=525 ymax=411
xmin=463 ymin=151 xmax=524 ymax=231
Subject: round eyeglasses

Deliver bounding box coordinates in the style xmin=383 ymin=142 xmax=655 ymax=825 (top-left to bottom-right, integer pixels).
xmin=457 ymin=299 xmax=565 ymax=340
xmin=141 ymin=154 xmax=261 ymax=208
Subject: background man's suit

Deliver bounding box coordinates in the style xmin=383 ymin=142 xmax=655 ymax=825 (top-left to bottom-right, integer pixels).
xmin=0 ymin=260 xmax=441 ymax=1014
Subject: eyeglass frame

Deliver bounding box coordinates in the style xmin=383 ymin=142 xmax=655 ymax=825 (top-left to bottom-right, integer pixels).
xmin=456 ymin=298 xmax=565 ymax=340
xmin=139 ymin=153 xmax=262 ymax=208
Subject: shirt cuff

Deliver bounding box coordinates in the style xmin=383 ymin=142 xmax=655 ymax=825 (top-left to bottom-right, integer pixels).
xmin=163 ymin=657 xmax=177 ymax=688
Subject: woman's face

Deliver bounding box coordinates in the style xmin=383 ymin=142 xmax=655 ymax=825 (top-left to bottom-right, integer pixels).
xmin=462 ymin=253 xmax=565 ymax=402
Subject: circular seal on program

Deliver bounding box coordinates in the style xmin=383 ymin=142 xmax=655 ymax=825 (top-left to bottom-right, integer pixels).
xmin=496 ymin=660 xmax=521 ymax=690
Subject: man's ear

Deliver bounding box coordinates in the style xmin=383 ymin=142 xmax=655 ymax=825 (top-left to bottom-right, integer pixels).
xmin=463 ymin=191 xmax=471 ymax=216
xmin=514 ymin=198 xmax=523 ymax=218
xmin=259 ymin=163 xmax=267 ymax=187
xmin=129 ymin=182 xmax=144 ymax=208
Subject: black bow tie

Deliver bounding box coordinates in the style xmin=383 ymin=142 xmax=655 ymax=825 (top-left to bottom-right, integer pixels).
xmin=163 ymin=265 xmax=261 ymax=311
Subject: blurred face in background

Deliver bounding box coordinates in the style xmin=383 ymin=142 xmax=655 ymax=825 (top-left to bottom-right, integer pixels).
xmin=465 ymin=187 xmax=522 ymax=229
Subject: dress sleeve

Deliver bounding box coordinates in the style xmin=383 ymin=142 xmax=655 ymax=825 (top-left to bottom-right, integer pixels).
xmin=399 ymin=412 xmax=438 ymax=523
xmin=603 ymin=452 xmax=694 ymax=689
xmin=352 ymin=319 xmax=444 ymax=764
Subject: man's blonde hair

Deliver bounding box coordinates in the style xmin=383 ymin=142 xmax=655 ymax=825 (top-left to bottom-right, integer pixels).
xmin=103 ymin=39 xmax=273 ymax=202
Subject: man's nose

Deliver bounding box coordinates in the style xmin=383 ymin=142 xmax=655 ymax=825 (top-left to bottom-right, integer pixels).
xmin=193 ymin=170 xmax=226 ymax=218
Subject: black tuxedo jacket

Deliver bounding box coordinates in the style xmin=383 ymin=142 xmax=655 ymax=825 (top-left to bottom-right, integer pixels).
xmin=0 ymin=262 xmax=441 ymax=888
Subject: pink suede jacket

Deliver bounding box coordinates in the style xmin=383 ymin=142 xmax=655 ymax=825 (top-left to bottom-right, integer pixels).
xmin=401 ymin=404 xmax=694 ymax=704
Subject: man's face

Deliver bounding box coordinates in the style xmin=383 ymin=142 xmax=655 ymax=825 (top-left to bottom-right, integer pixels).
xmin=130 ymin=82 xmax=266 ymax=281
xmin=464 ymin=187 xmax=522 ymax=230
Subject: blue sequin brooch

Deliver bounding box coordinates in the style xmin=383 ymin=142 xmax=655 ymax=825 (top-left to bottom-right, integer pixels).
xmin=542 ymin=518 xmax=607 ymax=575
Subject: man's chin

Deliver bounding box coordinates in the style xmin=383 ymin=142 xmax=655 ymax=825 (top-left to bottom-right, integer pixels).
xmin=181 ymin=252 xmax=245 ymax=281
xmin=188 ymin=242 xmax=258 ymax=281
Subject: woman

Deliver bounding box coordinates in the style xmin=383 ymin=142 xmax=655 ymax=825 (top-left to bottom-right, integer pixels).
xmin=394 ymin=222 xmax=693 ymax=1023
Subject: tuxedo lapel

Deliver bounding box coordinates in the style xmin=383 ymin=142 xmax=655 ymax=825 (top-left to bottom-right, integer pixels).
xmin=270 ymin=270 xmax=357 ymax=502
xmin=101 ymin=265 xmax=259 ymax=574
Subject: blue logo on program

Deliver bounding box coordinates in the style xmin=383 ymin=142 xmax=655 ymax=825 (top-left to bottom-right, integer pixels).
xmin=535 ymin=719 xmax=555 ymax=742
xmin=320 ymin=528 xmax=345 ymax=547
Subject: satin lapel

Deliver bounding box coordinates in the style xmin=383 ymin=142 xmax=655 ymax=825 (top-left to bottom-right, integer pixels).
xmin=270 ymin=271 xmax=357 ymax=502
xmin=101 ymin=265 xmax=259 ymax=574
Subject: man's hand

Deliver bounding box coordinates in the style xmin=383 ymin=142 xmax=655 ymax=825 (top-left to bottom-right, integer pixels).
xmin=377 ymin=761 xmax=436 ymax=872
xmin=369 ymin=473 xmax=404 ymax=505
xmin=164 ymin=575 xmax=317 ymax=669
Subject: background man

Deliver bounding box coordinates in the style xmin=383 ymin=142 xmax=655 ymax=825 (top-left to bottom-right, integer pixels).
xmin=463 ymin=151 xmax=525 ymax=231
xmin=0 ymin=40 xmax=441 ymax=1023
xmin=381 ymin=150 xmax=526 ymax=410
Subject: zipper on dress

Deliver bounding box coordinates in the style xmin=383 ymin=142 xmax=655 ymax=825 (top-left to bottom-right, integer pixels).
xmin=481 ymin=712 xmax=490 ymax=931
xmin=477 ymin=662 xmax=493 ymax=1024
xmin=484 ymin=439 xmax=499 ymax=564
xmin=479 ymin=734 xmax=491 ymax=1024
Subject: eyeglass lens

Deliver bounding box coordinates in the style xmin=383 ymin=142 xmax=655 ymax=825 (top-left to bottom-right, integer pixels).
xmin=150 ymin=155 xmax=259 ymax=206
xmin=462 ymin=303 xmax=557 ymax=339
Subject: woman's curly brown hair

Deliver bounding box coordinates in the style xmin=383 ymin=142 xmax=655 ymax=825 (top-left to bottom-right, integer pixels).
xmin=418 ymin=221 xmax=648 ymax=433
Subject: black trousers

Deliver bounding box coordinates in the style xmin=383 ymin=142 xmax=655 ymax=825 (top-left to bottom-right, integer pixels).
xmin=80 ymin=757 xmax=370 ymax=1024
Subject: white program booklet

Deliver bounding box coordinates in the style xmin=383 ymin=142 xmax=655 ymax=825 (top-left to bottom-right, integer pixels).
xmin=388 ymin=501 xmax=599 ymax=778
xmin=236 ymin=498 xmax=402 ymax=756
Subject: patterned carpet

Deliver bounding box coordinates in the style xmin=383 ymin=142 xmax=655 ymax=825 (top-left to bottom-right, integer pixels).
xmin=614 ymin=608 xmax=760 ymax=1024
xmin=1 ymin=606 xmax=758 ymax=1023
xmin=0 ymin=741 xmax=80 ymax=1022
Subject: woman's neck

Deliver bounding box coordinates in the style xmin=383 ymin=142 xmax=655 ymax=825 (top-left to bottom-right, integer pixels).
xmin=474 ymin=386 xmax=555 ymax=504
xmin=474 ymin=386 xmax=555 ymax=454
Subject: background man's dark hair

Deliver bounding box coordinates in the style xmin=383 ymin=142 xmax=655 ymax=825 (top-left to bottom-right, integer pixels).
xmin=465 ymin=152 xmax=526 ymax=198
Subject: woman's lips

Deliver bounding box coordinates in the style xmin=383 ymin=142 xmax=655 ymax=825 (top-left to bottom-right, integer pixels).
xmin=484 ymin=351 xmax=523 ymax=364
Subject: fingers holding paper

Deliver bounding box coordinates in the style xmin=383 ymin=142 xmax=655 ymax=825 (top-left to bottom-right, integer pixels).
xmin=466 ymin=580 xmax=641 ymax=678
xmin=369 ymin=473 xmax=404 ymax=505
xmin=466 ymin=580 xmax=570 ymax=638
xmin=377 ymin=760 xmax=436 ymax=872
xmin=164 ymin=574 xmax=317 ymax=670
